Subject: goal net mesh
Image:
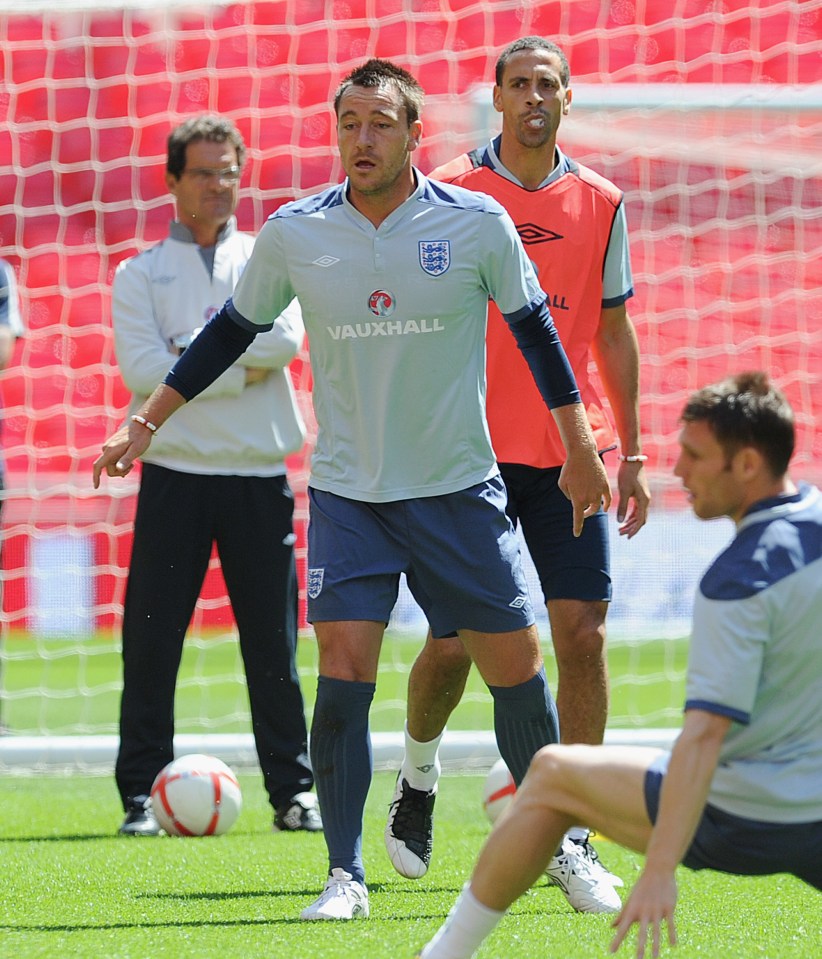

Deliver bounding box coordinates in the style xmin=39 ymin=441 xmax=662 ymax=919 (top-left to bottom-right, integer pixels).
xmin=1 ymin=0 xmax=820 ymax=768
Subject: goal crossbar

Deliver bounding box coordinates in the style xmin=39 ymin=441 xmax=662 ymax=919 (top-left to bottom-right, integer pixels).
xmin=0 ymin=729 xmax=679 ymax=774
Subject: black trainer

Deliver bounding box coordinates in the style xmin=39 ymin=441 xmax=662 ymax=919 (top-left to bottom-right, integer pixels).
xmin=273 ymin=792 xmax=323 ymax=832
xmin=384 ymin=775 xmax=436 ymax=879
xmin=118 ymin=794 xmax=161 ymax=836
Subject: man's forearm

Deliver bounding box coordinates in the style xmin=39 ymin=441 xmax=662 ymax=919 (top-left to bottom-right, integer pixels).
xmin=550 ymin=401 xmax=598 ymax=459
xmin=132 ymin=383 xmax=188 ymax=432
xmin=643 ymin=710 xmax=730 ymax=874
xmin=504 ymin=299 xmax=580 ymax=410
xmin=592 ymin=306 xmax=642 ymax=453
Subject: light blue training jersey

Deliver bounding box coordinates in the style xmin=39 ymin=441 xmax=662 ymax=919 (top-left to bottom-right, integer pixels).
xmin=230 ymin=171 xmax=551 ymax=503
xmin=686 ymin=482 xmax=822 ymax=823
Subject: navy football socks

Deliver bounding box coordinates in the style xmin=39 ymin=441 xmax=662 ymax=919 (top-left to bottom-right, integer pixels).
xmin=488 ymin=667 xmax=559 ymax=785
xmin=309 ymin=675 xmax=376 ymax=885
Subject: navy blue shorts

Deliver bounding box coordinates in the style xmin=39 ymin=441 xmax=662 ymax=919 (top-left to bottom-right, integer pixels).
xmin=500 ymin=463 xmax=611 ymax=603
xmin=644 ymin=755 xmax=822 ymax=890
xmin=306 ymin=476 xmax=535 ymax=638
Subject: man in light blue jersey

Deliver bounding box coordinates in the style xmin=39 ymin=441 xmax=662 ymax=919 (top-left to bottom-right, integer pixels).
xmin=93 ymin=59 xmax=611 ymax=921
xmin=417 ymin=371 xmax=822 ymax=959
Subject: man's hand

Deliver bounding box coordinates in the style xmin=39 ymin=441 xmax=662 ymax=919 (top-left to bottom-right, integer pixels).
xmin=609 ymin=869 xmax=678 ymax=959
xmin=92 ymin=420 xmax=153 ymax=488
xmin=616 ymin=460 xmax=651 ymax=539
xmin=93 ymin=385 xmax=185 ymax=488
xmin=558 ymin=447 xmax=612 ymax=536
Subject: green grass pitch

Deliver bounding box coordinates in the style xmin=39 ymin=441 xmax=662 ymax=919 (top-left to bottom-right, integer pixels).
xmin=1 ymin=770 xmax=819 ymax=959
xmin=1 ymin=633 xmax=820 ymax=956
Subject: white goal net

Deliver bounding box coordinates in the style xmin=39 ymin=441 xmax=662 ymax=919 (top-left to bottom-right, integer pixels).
xmin=1 ymin=0 xmax=820 ymax=770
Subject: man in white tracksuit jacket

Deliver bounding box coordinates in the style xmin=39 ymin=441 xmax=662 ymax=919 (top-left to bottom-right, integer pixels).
xmin=111 ymin=115 xmax=322 ymax=837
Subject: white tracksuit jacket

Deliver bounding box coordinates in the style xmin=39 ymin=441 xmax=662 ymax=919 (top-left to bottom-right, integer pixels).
xmin=112 ymin=217 xmax=305 ymax=476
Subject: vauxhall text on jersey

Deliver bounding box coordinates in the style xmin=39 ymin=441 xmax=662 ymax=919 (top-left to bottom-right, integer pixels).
xmin=327 ymin=317 xmax=445 ymax=340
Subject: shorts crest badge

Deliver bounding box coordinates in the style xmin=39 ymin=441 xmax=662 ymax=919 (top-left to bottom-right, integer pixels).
xmin=307 ymin=567 xmax=325 ymax=599
xmin=419 ymin=240 xmax=450 ymax=276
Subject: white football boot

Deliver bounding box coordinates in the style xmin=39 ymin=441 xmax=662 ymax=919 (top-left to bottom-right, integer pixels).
xmin=545 ymin=835 xmax=622 ymax=913
xmin=299 ymin=868 xmax=370 ymax=921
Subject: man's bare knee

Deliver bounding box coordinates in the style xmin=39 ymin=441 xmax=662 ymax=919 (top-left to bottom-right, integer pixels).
xmin=549 ymin=600 xmax=607 ymax=664
xmin=514 ymin=745 xmax=580 ymax=825
xmin=526 ymin=743 xmax=592 ymax=795
xmin=461 ymin=626 xmax=543 ymax=687
xmin=431 ymin=637 xmax=472 ymax=676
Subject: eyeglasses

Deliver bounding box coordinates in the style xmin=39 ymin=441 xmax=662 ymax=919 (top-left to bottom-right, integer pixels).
xmin=183 ymin=165 xmax=242 ymax=184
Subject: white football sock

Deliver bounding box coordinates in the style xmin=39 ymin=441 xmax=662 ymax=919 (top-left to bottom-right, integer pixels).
xmin=566 ymin=825 xmax=589 ymax=843
xmin=400 ymin=721 xmax=443 ymax=792
xmin=419 ymin=884 xmax=504 ymax=959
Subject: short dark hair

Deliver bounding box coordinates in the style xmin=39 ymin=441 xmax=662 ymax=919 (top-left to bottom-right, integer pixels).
xmin=495 ymin=37 xmax=570 ymax=88
xmin=681 ymin=371 xmax=795 ymax=478
xmin=334 ymin=58 xmax=425 ymax=125
xmin=166 ymin=114 xmax=246 ymax=180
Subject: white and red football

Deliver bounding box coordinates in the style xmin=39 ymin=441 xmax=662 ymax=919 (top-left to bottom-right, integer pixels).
xmin=150 ymin=754 xmax=242 ymax=836
xmin=482 ymin=758 xmax=516 ymax=825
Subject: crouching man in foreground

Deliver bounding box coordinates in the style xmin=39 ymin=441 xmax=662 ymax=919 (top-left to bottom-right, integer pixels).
xmin=418 ymin=371 xmax=822 ymax=959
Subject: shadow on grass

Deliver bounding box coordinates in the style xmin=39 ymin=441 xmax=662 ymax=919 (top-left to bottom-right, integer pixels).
xmin=0 ymin=833 xmax=115 ymax=843
xmin=0 ymin=918 xmax=313 ymax=932
xmin=0 ymin=906 xmax=472 ymax=933
xmin=136 ymin=880 xmax=458 ymax=902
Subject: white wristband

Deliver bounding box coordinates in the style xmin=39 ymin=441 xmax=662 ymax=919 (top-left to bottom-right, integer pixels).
xmin=131 ymin=414 xmax=158 ymax=434
xmin=619 ymin=453 xmax=648 ymax=463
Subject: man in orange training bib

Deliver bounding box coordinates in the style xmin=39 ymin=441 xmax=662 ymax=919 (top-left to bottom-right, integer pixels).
xmin=385 ymin=37 xmax=650 ymax=912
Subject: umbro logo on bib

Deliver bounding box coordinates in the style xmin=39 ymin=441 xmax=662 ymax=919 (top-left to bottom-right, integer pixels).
xmin=516 ymin=223 xmax=563 ymax=245
xmin=508 ymin=595 xmax=528 ymax=609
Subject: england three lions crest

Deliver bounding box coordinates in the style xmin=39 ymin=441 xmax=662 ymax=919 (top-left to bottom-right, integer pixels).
xmin=307 ymin=567 xmax=324 ymax=599
xmin=419 ymin=240 xmax=450 ymax=276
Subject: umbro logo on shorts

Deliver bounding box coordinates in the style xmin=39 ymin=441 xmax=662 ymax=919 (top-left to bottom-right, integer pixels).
xmin=508 ymin=595 xmax=528 ymax=609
